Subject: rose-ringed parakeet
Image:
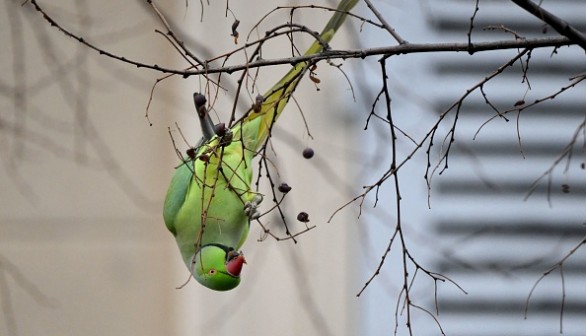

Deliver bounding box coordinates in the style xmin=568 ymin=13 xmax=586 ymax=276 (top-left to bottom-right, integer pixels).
xmin=163 ymin=0 xmax=358 ymax=291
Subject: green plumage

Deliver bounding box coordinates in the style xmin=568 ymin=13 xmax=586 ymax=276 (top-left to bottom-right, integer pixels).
xmin=164 ymin=0 xmax=358 ymax=291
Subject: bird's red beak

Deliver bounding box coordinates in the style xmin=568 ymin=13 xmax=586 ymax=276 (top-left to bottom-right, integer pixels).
xmin=226 ymin=253 xmax=246 ymax=277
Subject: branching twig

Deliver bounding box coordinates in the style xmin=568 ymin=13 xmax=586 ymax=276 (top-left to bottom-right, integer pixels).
xmin=467 ymin=0 xmax=480 ymax=51
xmin=353 ymin=57 xmax=466 ymax=336
xmin=425 ymin=49 xmax=530 ymax=193
xmin=363 ymin=0 xmax=407 ymax=45
xmin=511 ymin=0 xmax=586 ymax=51
xmin=147 ymin=0 xmax=205 ymax=66
xmin=525 ymin=117 xmax=586 ymax=204
xmin=26 ymin=1 xmax=576 ymax=77
xmin=525 ymin=235 xmax=586 ymax=333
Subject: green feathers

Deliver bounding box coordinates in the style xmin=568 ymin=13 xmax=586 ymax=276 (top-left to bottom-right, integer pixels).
xmin=163 ymin=0 xmax=357 ymax=291
xmin=191 ymin=245 xmax=246 ymax=291
xmin=239 ymin=0 xmax=359 ymax=152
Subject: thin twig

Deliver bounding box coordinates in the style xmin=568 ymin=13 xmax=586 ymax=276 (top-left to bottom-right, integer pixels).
xmin=363 ymin=0 xmax=407 ymax=44
xmin=525 ymin=235 xmax=586 ymax=333
xmin=467 ymin=0 xmax=480 ymax=51
xmin=511 ymin=0 xmax=586 ymax=50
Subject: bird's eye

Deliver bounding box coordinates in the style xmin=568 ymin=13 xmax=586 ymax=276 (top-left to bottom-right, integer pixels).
xmin=208 ymin=268 xmax=217 ymax=275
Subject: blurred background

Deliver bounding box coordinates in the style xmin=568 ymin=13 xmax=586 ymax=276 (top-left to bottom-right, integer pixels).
xmin=1 ymin=0 xmax=585 ymax=335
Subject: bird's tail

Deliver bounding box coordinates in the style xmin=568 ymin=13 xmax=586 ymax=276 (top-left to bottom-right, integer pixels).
xmin=240 ymin=0 xmax=358 ymax=152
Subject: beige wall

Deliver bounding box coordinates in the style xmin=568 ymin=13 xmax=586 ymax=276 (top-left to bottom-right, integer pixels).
xmin=1 ymin=1 xmax=358 ymax=335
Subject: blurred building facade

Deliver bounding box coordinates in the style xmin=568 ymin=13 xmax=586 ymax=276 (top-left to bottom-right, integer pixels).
xmin=358 ymin=1 xmax=586 ymax=335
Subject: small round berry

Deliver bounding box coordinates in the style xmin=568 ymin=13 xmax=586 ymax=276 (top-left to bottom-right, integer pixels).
xmin=297 ymin=212 xmax=310 ymax=223
xmin=278 ymin=183 xmax=292 ymax=193
xmin=302 ymin=147 xmax=314 ymax=159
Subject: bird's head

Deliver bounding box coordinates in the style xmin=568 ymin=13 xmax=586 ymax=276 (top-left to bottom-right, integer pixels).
xmin=191 ymin=244 xmax=246 ymax=291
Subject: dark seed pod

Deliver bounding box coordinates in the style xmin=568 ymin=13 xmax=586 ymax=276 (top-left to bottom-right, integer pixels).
xmin=214 ymin=123 xmax=227 ymax=136
xmin=186 ymin=148 xmax=196 ymax=160
xmin=309 ymin=74 xmax=321 ymax=84
xmin=194 ymin=93 xmax=208 ymax=118
xmin=231 ymin=19 xmax=240 ymax=44
xmin=231 ymin=20 xmax=240 ymax=35
xmin=253 ymin=94 xmax=264 ymax=113
xmin=278 ymin=183 xmax=292 ymax=193
xmin=302 ymin=147 xmax=314 ymax=159
xmin=297 ymin=212 xmax=310 ymax=223
xmin=193 ymin=93 xmax=207 ymax=109
xmin=218 ymin=127 xmax=233 ymax=147
xmin=198 ymin=154 xmax=209 ymax=162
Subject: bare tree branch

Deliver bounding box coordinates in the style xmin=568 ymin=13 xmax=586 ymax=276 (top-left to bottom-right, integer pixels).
xmin=511 ymin=0 xmax=586 ymax=51
xmin=27 ymin=0 xmax=575 ymax=77
xmin=191 ymin=37 xmax=573 ymax=77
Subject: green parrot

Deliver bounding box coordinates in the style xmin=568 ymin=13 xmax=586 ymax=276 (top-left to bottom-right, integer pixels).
xmin=163 ymin=0 xmax=358 ymax=291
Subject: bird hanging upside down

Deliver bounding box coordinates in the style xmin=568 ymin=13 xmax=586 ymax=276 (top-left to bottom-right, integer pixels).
xmin=163 ymin=0 xmax=358 ymax=291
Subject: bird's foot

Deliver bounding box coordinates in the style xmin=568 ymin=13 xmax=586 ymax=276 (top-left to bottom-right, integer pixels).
xmin=244 ymin=194 xmax=263 ymax=220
